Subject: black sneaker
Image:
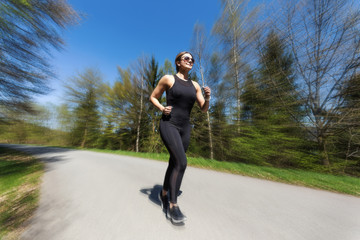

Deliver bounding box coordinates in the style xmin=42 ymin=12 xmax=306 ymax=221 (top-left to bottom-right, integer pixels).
xmin=167 ymin=206 xmax=187 ymax=223
xmin=158 ymin=192 xmax=169 ymax=213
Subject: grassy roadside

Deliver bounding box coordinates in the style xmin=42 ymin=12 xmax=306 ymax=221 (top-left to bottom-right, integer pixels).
xmin=83 ymin=148 xmax=360 ymax=197
xmin=0 ymin=147 xmax=44 ymax=239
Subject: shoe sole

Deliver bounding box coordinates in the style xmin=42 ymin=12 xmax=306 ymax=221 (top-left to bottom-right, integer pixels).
xmin=166 ymin=211 xmax=187 ymax=223
xmin=171 ymin=218 xmax=185 ymax=224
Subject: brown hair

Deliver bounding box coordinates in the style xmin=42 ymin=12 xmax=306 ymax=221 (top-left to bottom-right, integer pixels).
xmin=174 ymin=51 xmax=194 ymax=72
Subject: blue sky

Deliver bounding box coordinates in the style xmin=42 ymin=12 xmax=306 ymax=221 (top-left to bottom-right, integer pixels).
xmin=36 ymin=0 xmax=226 ymax=105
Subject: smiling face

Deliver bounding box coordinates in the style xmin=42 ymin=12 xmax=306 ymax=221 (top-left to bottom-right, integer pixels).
xmin=175 ymin=52 xmax=195 ymax=72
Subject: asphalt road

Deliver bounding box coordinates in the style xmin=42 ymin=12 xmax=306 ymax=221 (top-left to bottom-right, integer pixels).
xmin=3 ymin=144 xmax=360 ymax=240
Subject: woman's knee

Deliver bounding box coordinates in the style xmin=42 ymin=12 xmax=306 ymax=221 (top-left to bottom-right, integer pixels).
xmin=177 ymin=160 xmax=187 ymax=171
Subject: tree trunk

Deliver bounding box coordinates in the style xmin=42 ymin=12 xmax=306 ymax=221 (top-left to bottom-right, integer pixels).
xmin=207 ymin=111 xmax=214 ymax=159
xmin=136 ymin=75 xmax=144 ymax=153
xmin=233 ymin=34 xmax=241 ymax=134
xmin=199 ymin=63 xmax=214 ymax=159
xmin=135 ymin=119 xmax=141 ymax=152
xmin=318 ymin=135 xmax=330 ymax=166
xmin=81 ymin=126 xmax=87 ymax=148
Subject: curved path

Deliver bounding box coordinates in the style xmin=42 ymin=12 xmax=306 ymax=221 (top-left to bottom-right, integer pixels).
xmin=2 ymin=144 xmax=360 ymax=240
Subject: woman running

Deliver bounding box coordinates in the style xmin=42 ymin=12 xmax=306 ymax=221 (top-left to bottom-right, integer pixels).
xmin=149 ymin=51 xmax=211 ymax=223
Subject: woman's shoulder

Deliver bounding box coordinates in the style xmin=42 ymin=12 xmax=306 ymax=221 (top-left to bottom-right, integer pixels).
xmin=160 ymin=74 xmax=175 ymax=84
xmin=159 ymin=74 xmax=175 ymax=88
xmin=191 ymin=80 xmax=201 ymax=90
xmin=162 ymin=74 xmax=175 ymax=80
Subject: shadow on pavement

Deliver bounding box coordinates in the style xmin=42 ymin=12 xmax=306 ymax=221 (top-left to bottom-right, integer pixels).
xmin=140 ymin=184 xmax=162 ymax=208
xmin=0 ymin=144 xmax=72 ymax=170
xmin=0 ymin=144 xmax=73 ymax=155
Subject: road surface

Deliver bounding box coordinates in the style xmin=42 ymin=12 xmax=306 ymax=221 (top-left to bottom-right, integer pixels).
xmin=2 ymin=144 xmax=360 ymax=240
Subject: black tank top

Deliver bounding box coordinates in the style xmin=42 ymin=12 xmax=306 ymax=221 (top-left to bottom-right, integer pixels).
xmin=163 ymin=75 xmax=197 ymax=124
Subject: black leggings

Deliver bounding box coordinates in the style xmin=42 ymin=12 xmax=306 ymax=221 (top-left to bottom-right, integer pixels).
xmin=159 ymin=119 xmax=191 ymax=204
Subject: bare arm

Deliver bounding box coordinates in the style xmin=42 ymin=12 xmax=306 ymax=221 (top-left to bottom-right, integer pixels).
xmin=149 ymin=75 xmax=173 ymax=115
xmin=193 ymin=81 xmax=211 ymax=113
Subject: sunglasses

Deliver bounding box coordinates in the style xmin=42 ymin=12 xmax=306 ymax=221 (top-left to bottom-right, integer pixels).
xmin=181 ymin=56 xmax=195 ymax=64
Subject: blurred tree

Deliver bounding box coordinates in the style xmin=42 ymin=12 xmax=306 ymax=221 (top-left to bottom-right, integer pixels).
xmin=187 ymin=73 xmax=208 ymax=157
xmin=109 ymin=56 xmax=164 ymax=153
xmin=143 ymin=55 xmax=164 ymax=152
xmin=206 ymin=52 xmax=231 ymax=160
xmin=0 ymin=104 xmax=67 ymax=146
xmin=256 ymin=31 xmax=302 ymax=128
xmin=212 ymin=0 xmax=260 ymax=133
xmin=191 ymin=23 xmax=214 ymax=159
xmin=283 ymin=0 xmax=360 ymax=166
xmin=111 ymin=66 xmax=146 ymax=151
xmin=0 ymin=0 xmax=79 ymax=118
xmin=161 ymin=59 xmax=175 ymax=75
xmin=104 ymin=72 xmax=128 ymax=150
xmin=57 ymin=104 xmax=74 ymax=134
xmin=335 ymin=74 xmax=360 ymax=175
xmin=134 ymin=57 xmax=146 ymax=153
xmin=241 ymin=31 xmax=310 ymax=167
xmin=65 ymin=68 xmax=103 ymax=148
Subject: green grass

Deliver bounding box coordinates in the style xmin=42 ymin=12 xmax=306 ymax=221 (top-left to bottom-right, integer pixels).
xmin=83 ymin=148 xmax=360 ymax=197
xmin=0 ymin=147 xmax=44 ymax=239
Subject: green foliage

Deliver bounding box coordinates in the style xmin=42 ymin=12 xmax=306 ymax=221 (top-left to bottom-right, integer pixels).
xmin=103 ymin=59 xmax=164 ymax=153
xmin=0 ymin=0 xmax=78 ymax=116
xmin=229 ymin=124 xmax=318 ymax=168
xmin=161 ymin=59 xmax=175 ymax=75
xmin=189 ymin=104 xmax=209 ymax=157
xmin=108 ymin=68 xmax=139 ymax=151
xmin=143 ymin=56 xmax=165 ymax=152
xmin=235 ymin=31 xmax=315 ymax=169
xmin=243 ymin=31 xmax=302 ymax=126
xmin=0 ymin=119 xmax=67 ymax=146
xmin=329 ymin=74 xmax=360 ymax=175
xmin=209 ymin=101 xmax=232 ymax=160
xmin=65 ymin=69 xmax=103 ymax=148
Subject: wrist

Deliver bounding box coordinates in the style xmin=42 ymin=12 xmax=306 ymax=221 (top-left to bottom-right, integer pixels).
xmin=205 ymin=96 xmax=211 ymax=101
